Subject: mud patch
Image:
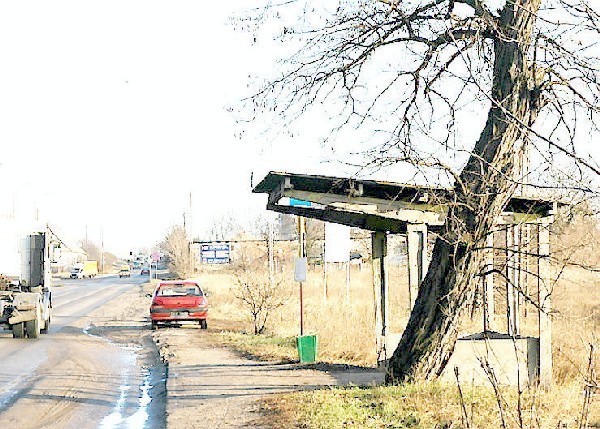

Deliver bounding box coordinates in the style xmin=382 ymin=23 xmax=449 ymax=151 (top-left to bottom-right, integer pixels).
xmin=86 ymin=321 xmax=167 ymax=428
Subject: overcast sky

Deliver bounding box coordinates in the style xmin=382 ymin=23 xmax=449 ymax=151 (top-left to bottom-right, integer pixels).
xmin=1 ymin=1 xmax=597 ymax=258
xmin=0 ymin=1 xmax=349 ymax=256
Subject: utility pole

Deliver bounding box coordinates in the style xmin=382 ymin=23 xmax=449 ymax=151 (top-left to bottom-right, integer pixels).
xmin=100 ymin=228 xmax=104 ymax=274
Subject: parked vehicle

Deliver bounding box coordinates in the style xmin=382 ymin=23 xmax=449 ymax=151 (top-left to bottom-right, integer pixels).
xmin=150 ymin=281 xmax=208 ymax=329
xmin=118 ymin=265 xmax=131 ymax=278
xmin=0 ymin=231 xmax=56 ymax=338
xmin=70 ymin=261 xmax=99 ymax=279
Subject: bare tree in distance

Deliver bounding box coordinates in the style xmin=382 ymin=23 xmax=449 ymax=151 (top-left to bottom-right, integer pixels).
xmin=305 ymin=218 xmax=325 ymax=263
xmin=80 ymin=240 xmax=117 ymax=273
xmin=232 ymin=243 xmax=291 ymax=334
xmin=207 ymin=213 xmax=243 ymax=242
xmin=161 ymin=225 xmax=194 ymax=279
xmin=239 ymin=0 xmax=600 ymax=382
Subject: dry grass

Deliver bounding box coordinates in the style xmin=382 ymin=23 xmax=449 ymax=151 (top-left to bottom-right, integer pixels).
xmin=203 ymin=261 xmax=600 ymax=380
xmin=202 ymin=263 xmax=408 ymax=366
xmin=196 ymin=246 xmax=600 ymax=428
xmin=257 ymin=382 xmax=597 ymax=429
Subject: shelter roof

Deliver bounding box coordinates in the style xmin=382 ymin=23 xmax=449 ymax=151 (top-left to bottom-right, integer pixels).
xmin=253 ymin=171 xmax=556 ymax=233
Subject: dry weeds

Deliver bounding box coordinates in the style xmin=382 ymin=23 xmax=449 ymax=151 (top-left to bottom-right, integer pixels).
xmin=196 ymin=242 xmax=599 ymax=428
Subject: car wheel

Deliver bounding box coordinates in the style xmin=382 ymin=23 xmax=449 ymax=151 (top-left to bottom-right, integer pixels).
xmin=26 ymin=317 xmax=40 ymax=338
xmin=200 ymin=319 xmax=208 ymax=330
xmin=12 ymin=322 xmax=25 ymax=338
xmin=41 ymin=316 xmax=50 ymax=334
xmin=151 ymin=321 xmax=158 ymax=330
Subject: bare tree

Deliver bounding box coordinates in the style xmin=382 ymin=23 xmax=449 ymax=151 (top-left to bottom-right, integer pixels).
xmin=233 ymin=247 xmax=291 ymax=334
xmin=80 ymin=240 xmax=117 ymax=273
xmin=161 ymin=225 xmax=194 ymax=279
xmin=305 ymin=219 xmax=325 ymax=263
xmin=241 ymin=0 xmax=600 ymax=382
xmin=208 ymin=213 xmax=243 ymax=242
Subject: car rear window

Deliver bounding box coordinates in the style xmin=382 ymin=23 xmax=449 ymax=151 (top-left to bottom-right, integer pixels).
xmin=157 ymin=284 xmax=203 ymax=297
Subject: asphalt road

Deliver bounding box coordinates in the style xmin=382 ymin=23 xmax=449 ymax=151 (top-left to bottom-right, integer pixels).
xmin=0 ymin=274 xmax=156 ymax=429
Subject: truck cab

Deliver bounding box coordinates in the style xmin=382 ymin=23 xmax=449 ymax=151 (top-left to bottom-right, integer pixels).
xmin=70 ymin=264 xmax=84 ymax=279
xmin=119 ymin=265 xmax=131 ymax=278
xmin=0 ymin=231 xmax=54 ymax=338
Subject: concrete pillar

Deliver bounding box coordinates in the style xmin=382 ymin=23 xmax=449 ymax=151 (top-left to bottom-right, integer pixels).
xmin=372 ymin=232 xmax=388 ymax=359
xmin=483 ymin=232 xmax=495 ymax=332
xmin=538 ymin=219 xmax=552 ymax=387
xmin=512 ymin=224 xmax=521 ymax=335
xmin=506 ymin=225 xmax=520 ymax=336
xmin=407 ymin=223 xmax=428 ymax=310
xmin=522 ymin=224 xmax=531 ymax=318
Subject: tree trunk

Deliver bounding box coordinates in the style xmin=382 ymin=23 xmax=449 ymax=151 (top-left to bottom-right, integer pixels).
xmin=386 ymin=0 xmax=543 ymax=383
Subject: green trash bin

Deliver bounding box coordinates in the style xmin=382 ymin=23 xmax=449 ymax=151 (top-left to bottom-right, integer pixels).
xmin=297 ymin=334 xmax=318 ymax=364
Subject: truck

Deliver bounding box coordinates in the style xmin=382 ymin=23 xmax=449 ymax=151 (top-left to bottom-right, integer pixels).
xmin=70 ymin=260 xmax=98 ymax=279
xmin=118 ymin=264 xmax=131 ymax=278
xmin=0 ymin=231 xmax=57 ymax=338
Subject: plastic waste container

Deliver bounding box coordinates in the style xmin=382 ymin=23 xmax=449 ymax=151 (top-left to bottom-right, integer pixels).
xmin=297 ymin=334 xmax=318 ymax=364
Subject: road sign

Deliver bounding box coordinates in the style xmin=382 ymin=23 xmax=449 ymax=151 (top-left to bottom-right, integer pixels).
xmin=294 ymin=257 xmax=307 ymax=282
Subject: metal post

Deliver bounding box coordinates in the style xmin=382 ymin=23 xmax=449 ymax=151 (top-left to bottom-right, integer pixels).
xmin=268 ymin=221 xmax=275 ymax=291
xmin=298 ymin=216 xmax=306 ymax=336
xmin=100 ymin=228 xmax=104 ymax=275
xmin=345 ymin=260 xmax=350 ymax=304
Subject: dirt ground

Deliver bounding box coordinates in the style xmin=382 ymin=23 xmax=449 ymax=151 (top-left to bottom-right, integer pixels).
xmin=84 ymin=280 xmax=383 ymax=428
xmin=144 ymin=284 xmax=385 ymax=428
xmin=153 ymin=328 xmax=384 ymax=428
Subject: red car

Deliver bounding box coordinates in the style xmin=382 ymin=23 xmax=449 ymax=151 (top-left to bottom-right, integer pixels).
xmin=150 ymin=281 xmax=208 ymax=329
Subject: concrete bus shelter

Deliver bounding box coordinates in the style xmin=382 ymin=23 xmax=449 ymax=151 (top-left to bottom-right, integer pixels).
xmin=253 ymin=171 xmax=556 ymax=386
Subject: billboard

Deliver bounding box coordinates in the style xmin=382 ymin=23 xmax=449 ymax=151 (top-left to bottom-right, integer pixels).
xmin=201 ymin=243 xmax=231 ymax=264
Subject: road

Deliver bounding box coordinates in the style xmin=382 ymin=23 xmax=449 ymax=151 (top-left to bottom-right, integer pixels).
xmin=0 ymin=274 xmax=163 ymax=429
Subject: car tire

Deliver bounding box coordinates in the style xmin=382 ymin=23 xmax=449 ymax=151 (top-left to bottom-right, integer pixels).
xmin=26 ymin=317 xmax=40 ymax=339
xmin=12 ymin=322 xmax=25 ymax=338
xmin=41 ymin=316 xmax=50 ymax=334
xmin=151 ymin=321 xmax=158 ymax=330
xmin=200 ymin=319 xmax=208 ymax=330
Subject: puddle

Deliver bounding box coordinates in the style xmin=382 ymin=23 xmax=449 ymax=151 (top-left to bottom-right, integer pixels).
xmin=0 ymin=376 xmax=26 ymax=409
xmin=99 ymin=370 xmax=150 ymax=429
xmin=99 ymin=364 xmax=167 ymax=429
xmin=83 ymin=324 xmax=167 ymax=429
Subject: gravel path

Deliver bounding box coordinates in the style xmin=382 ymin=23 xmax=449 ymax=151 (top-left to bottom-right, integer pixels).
xmin=153 ymin=329 xmax=384 ymax=428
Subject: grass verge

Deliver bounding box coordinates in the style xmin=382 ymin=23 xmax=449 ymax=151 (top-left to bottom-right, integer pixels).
xmin=257 ymin=382 xmax=595 ymax=429
xmin=208 ymin=330 xmax=299 ymax=362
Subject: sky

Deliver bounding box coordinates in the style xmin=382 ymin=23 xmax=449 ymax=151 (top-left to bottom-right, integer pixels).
xmin=0 ymin=1 xmax=597 ymax=258
xmin=0 ymin=1 xmax=348 ymax=257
